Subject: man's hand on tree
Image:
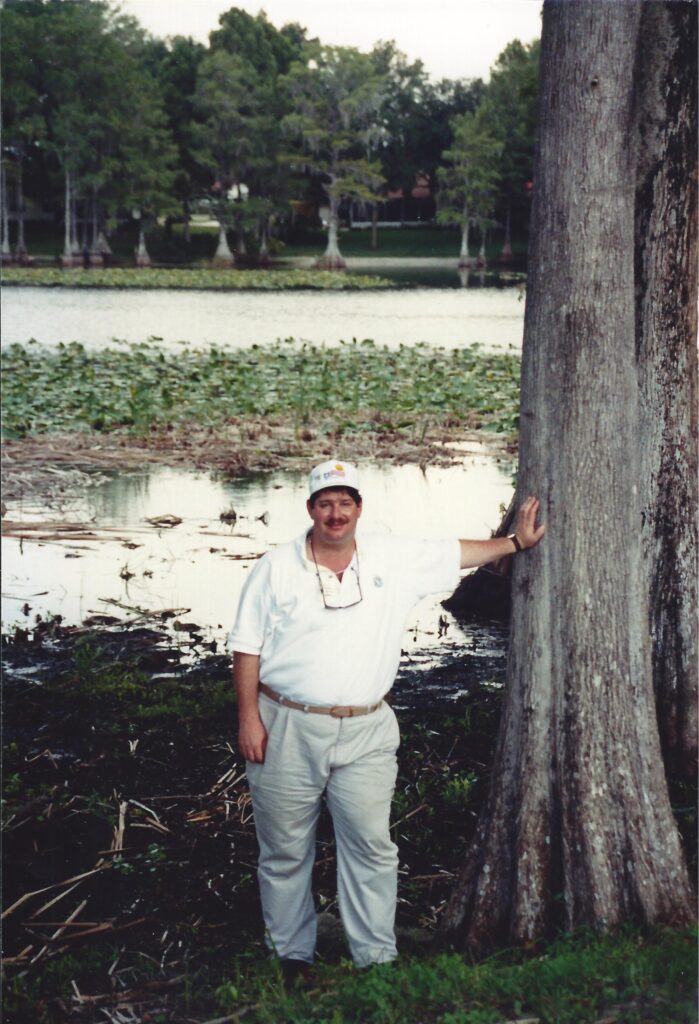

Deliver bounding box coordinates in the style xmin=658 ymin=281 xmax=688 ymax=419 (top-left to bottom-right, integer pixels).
xmin=514 ymin=496 xmax=546 ymax=549
xmin=238 ymin=716 xmax=268 ymax=763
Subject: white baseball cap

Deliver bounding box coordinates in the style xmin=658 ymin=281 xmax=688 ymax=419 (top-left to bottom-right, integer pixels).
xmin=308 ymin=459 xmax=360 ymax=498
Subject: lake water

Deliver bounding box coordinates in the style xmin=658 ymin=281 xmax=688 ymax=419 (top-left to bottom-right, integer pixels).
xmin=2 ymin=273 xmax=516 ymax=697
xmin=2 ymin=456 xmax=514 ymax=680
xmin=1 ymin=281 xmax=525 ymax=352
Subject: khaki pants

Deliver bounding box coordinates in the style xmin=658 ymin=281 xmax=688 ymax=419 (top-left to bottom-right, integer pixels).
xmin=246 ymin=694 xmax=400 ymax=967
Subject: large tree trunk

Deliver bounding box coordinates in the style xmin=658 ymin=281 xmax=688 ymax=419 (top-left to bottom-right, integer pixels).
xmin=440 ymin=0 xmax=693 ymax=953
xmin=634 ymin=0 xmax=698 ymax=779
xmin=316 ymin=193 xmax=346 ymax=270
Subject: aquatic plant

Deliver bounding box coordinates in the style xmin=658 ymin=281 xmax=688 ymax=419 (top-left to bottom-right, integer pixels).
xmin=0 ymin=267 xmax=395 ymax=290
xmin=1 ymin=338 xmax=521 ymax=438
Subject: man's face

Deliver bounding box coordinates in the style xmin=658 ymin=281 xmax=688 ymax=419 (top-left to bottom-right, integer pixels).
xmin=306 ymin=488 xmax=362 ymax=547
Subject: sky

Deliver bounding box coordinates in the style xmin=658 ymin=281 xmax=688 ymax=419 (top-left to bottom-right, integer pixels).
xmin=112 ymin=0 xmax=542 ymax=82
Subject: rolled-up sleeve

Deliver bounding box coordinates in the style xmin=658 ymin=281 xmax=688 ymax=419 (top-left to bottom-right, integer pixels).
xmin=227 ymin=555 xmax=272 ymax=655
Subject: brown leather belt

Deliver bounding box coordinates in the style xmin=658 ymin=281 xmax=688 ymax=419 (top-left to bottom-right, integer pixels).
xmin=259 ymin=682 xmax=384 ymax=718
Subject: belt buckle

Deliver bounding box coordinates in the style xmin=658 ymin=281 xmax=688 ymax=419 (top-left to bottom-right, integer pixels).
xmin=330 ymin=705 xmax=352 ymax=718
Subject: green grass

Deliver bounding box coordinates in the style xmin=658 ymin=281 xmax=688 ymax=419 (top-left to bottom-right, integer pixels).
xmin=0 ymin=266 xmax=395 ymax=290
xmin=5 ymin=219 xmax=528 ymax=263
xmin=236 ymin=928 xmax=697 ymax=1024
xmin=1 ymin=338 xmax=521 ymax=439
xmin=280 ymin=225 xmax=528 ymax=260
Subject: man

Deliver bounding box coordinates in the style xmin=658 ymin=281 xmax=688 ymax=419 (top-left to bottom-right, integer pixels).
xmin=229 ymin=458 xmax=544 ymax=976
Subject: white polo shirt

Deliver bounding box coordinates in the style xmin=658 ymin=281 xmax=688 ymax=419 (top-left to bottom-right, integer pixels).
xmin=228 ymin=530 xmax=460 ymax=706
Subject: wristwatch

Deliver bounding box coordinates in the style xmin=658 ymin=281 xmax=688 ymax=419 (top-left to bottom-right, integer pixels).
xmin=508 ymin=533 xmax=523 ymax=553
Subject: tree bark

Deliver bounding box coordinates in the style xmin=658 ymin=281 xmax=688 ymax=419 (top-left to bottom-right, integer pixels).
xmin=135 ymin=226 xmax=151 ymax=267
xmin=1 ymin=157 xmax=11 ymax=264
xmin=458 ymin=212 xmax=471 ymax=268
xmin=634 ymin=0 xmax=698 ymax=779
xmin=213 ymin=221 xmax=235 ymax=267
xmin=500 ymin=196 xmax=513 ymax=261
xmin=88 ymin=189 xmax=104 ymax=268
xmin=183 ymin=200 xmax=191 ymax=245
xmin=70 ymin=194 xmax=80 ymax=256
xmin=316 ymin=194 xmax=346 ymax=270
xmin=258 ymin=218 xmax=271 ymax=267
xmin=15 ymin=154 xmax=28 ymax=262
xmin=61 ymin=167 xmax=79 ymax=268
xmin=476 ymin=220 xmax=487 ymax=267
xmin=235 ymin=224 xmax=247 ymax=259
xmin=441 ymin=0 xmax=693 ymax=953
xmin=371 ymin=203 xmax=379 ymax=250
xmin=79 ymin=198 xmax=88 ymax=256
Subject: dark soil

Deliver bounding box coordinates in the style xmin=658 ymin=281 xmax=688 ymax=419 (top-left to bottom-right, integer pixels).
xmin=1 ymin=614 xmax=510 ymax=1021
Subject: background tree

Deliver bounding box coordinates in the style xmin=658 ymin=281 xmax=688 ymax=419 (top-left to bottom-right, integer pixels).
xmin=209 ymin=7 xmax=307 ymax=262
xmin=437 ymin=109 xmax=502 ymax=267
xmin=413 ymin=77 xmax=487 ymax=198
xmin=367 ymin=42 xmax=428 ymax=248
xmin=119 ymin=88 xmax=178 ymax=267
xmin=634 ymin=0 xmax=698 ymax=779
xmin=43 ymin=1 xmax=125 ymax=265
xmin=441 ymin=0 xmax=693 ymax=952
xmin=281 ymin=43 xmax=387 ymax=269
xmin=210 ymin=6 xmax=305 ymax=79
xmin=0 ymin=0 xmax=47 ymax=262
xmin=193 ymin=49 xmax=263 ymax=265
xmin=157 ymin=35 xmax=208 ymax=245
xmin=479 ymin=38 xmax=539 ymax=260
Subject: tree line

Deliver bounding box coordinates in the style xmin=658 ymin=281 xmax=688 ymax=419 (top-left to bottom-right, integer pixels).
xmin=0 ymin=0 xmax=539 ymax=268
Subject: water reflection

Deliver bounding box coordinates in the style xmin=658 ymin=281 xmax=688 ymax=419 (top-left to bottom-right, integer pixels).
xmin=2 ymin=458 xmax=515 ymax=657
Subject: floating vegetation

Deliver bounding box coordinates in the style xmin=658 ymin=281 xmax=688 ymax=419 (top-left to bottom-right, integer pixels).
xmin=1 ymin=338 xmax=521 ymax=440
xmin=0 ymin=266 xmax=395 ymax=290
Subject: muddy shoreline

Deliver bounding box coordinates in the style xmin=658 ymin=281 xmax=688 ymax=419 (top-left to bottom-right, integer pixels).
xmin=1 ymin=419 xmax=514 ymax=502
xmin=2 ymin=611 xmax=508 ymax=1019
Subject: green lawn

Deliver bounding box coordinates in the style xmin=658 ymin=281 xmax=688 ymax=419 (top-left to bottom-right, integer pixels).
xmin=6 ymin=220 xmax=528 ymax=265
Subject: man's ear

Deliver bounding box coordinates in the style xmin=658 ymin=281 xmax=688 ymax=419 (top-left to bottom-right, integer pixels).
xmin=306 ymin=498 xmax=313 ymax=517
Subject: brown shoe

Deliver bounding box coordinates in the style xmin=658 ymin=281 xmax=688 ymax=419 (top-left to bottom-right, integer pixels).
xmin=280 ymin=958 xmax=315 ymax=989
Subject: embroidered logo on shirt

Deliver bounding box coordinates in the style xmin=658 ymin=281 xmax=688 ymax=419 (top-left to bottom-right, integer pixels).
xmin=373 ymin=576 xmax=383 ymax=588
